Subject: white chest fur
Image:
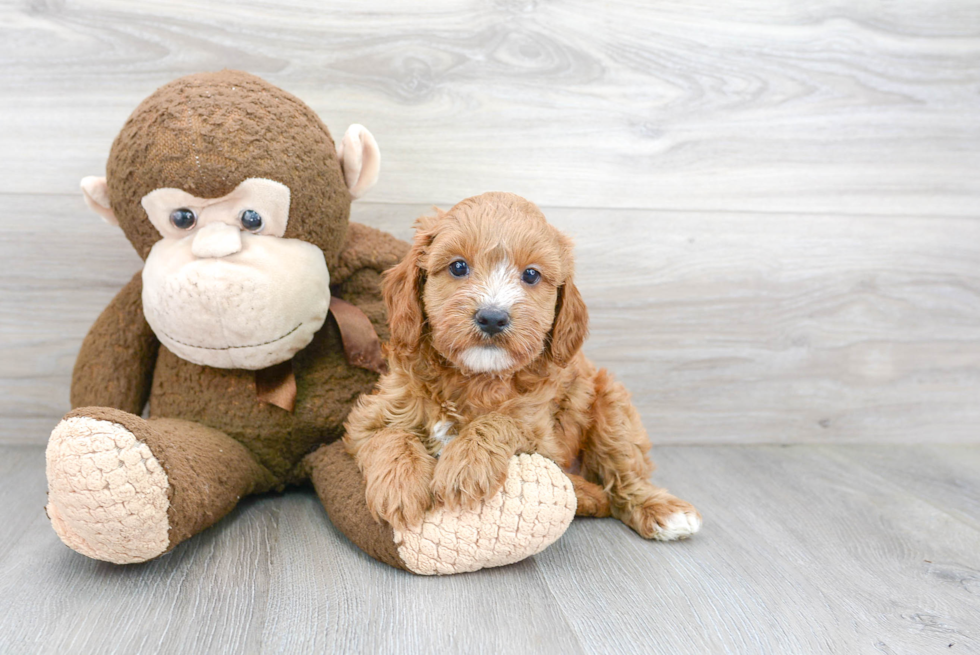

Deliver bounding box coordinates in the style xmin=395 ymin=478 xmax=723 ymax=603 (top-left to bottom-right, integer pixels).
xmin=429 ymin=420 xmax=457 ymax=457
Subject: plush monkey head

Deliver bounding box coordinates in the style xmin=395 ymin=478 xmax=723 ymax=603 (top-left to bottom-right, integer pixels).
xmin=80 ymin=70 xmax=380 ymax=370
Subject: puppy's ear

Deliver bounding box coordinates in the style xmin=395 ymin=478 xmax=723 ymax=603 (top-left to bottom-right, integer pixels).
xmin=382 ymin=213 xmax=439 ymax=355
xmin=547 ymin=279 xmax=589 ymax=367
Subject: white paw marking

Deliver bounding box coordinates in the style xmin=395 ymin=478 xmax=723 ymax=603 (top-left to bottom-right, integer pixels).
xmin=655 ymin=511 xmax=702 ymax=541
xmin=429 ymin=420 xmax=456 ymax=457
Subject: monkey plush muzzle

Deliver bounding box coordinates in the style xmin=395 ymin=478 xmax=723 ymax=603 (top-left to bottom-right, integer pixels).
xmin=142 ymin=231 xmax=331 ymax=370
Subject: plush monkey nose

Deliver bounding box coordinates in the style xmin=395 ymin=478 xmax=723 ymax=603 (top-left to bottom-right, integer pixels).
xmin=191 ymin=222 xmax=243 ymax=259
xmin=474 ymin=307 xmax=510 ymax=336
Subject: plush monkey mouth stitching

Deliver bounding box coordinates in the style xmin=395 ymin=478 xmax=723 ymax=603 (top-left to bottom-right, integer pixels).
xmin=160 ymin=323 xmax=303 ymax=351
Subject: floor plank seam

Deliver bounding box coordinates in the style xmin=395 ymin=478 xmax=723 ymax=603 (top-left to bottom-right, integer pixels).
xmin=532 ymin=557 xmax=594 ymax=655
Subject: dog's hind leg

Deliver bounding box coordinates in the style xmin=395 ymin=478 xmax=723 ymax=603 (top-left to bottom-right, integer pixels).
xmin=581 ymin=369 xmax=702 ymax=540
xmin=565 ymin=473 xmax=612 ymax=517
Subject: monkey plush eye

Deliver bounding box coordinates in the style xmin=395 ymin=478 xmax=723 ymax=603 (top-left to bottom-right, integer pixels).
xmin=240 ymin=209 xmax=263 ymax=232
xmin=521 ymin=268 xmax=541 ymax=285
xmin=169 ymin=208 xmax=196 ymax=230
xmin=448 ymin=260 xmax=469 ymax=278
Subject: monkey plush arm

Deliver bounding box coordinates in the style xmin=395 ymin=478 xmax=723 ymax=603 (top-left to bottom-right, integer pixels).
xmin=291 ymin=222 xmax=409 ymax=444
xmin=71 ymin=271 xmax=160 ymax=414
xmin=331 ymin=222 xmax=410 ymax=341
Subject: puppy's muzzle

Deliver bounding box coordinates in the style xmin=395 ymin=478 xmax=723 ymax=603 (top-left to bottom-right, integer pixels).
xmin=474 ymin=307 xmax=510 ymax=336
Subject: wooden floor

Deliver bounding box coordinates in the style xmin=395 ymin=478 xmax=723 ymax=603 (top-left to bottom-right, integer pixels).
xmin=2 ymin=443 xmax=978 ymax=654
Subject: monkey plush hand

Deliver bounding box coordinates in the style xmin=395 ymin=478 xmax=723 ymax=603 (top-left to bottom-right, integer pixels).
xmin=45 ymin=70 xmax=574 ymax=573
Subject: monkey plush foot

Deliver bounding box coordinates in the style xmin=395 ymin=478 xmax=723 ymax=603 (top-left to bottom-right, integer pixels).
xmin=307 ymin=442 xmax=577 ymax=575
xmin=395 ymin=453 xmax=578 ymax=574
xmin=46 ymin=407 xmax=278 ymax=564
xmin=46 ymin=413 xmax=170 ymax=564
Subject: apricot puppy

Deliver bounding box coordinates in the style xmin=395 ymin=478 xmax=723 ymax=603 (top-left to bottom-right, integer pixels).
xmin=344 ymin=192 xmax=701 ymax=540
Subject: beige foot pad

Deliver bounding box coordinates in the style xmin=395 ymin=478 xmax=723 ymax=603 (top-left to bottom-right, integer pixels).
xmin=46 ymin=417 xmax=171 ymax=564
xmin=394 ymin=454 xmax=577 ymax=575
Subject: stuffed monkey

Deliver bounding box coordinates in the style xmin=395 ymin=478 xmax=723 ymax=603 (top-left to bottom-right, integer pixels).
xmin=46 ymin=70 xmax=575 ymax=574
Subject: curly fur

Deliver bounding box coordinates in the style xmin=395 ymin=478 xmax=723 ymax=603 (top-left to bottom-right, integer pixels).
xmin=344 ymin=192 xmax=701 ymax=539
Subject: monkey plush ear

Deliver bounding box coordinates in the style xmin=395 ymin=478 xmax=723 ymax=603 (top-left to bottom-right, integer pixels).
xmin=337 ymin=124 xmax=380 ymax=199
xmin=80 ymin=176 xmax=119 ymax=226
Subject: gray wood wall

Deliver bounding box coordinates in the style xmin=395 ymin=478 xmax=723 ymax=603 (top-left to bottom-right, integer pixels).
xmin=2 ymin=0 xmax=978 ymax=445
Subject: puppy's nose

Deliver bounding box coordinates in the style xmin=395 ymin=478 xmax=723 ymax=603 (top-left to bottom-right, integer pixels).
xmin=474 ymin=308 xmax=510 ymax=336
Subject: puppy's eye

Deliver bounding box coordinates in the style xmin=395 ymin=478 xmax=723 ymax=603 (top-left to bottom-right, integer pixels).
xmin=521 ymin=268 xmax=541 ymax=285
xmin=240 ymin=209 xmax=263 ymax=232
xmin=170 ymin=208 xmax=196 ymax=230
xmin=448 ymin=260 xmax=469 ymax=278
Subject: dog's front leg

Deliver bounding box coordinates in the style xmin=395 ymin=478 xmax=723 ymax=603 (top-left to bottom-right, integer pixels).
xmin=431 ymin=413 xmax=531 ymax=511
xmin=355 ymin=427 xmax=437 ymax=531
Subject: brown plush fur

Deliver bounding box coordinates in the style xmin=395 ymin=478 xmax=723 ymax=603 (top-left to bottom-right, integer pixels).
xmin=65 ymin=407 xmax=279 ymax=550
xmin=304 ymin=441 xmax=407 ymax=571
xmin=66 ymin=71 xmax=409 ymax=556
xmin=345 ymin=193 xmax=700 ymax=538
xmin=69 ymin=223 xmax=408 ymax=549
xmin=106 ymin=70 xmax=351 ymax=264
xmin=73 ymin=224 xmax=407 ymax=481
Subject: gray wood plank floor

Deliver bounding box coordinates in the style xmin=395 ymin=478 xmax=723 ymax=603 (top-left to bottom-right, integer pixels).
xmin=2 ymin=443 xmax=978 ymax=655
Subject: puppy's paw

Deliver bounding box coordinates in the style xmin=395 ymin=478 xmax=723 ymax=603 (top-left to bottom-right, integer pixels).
xmin=364 ymin=462 xmax=435 ymax=532
xmin=623 ymin=495 xmax=702 ymax=541
xmin=568 ymin=474 xmax=612 ymax=518
xmin=431 ymin=438 xmax=510 ymax=511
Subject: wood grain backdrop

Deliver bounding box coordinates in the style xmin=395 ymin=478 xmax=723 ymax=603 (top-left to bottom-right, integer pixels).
xmin=1 ymin=0 xmax=978 ymax=445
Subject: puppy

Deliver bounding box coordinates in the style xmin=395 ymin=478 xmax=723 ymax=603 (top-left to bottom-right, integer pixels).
xmin=344 ymin=192 xmax=701 ymax=541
